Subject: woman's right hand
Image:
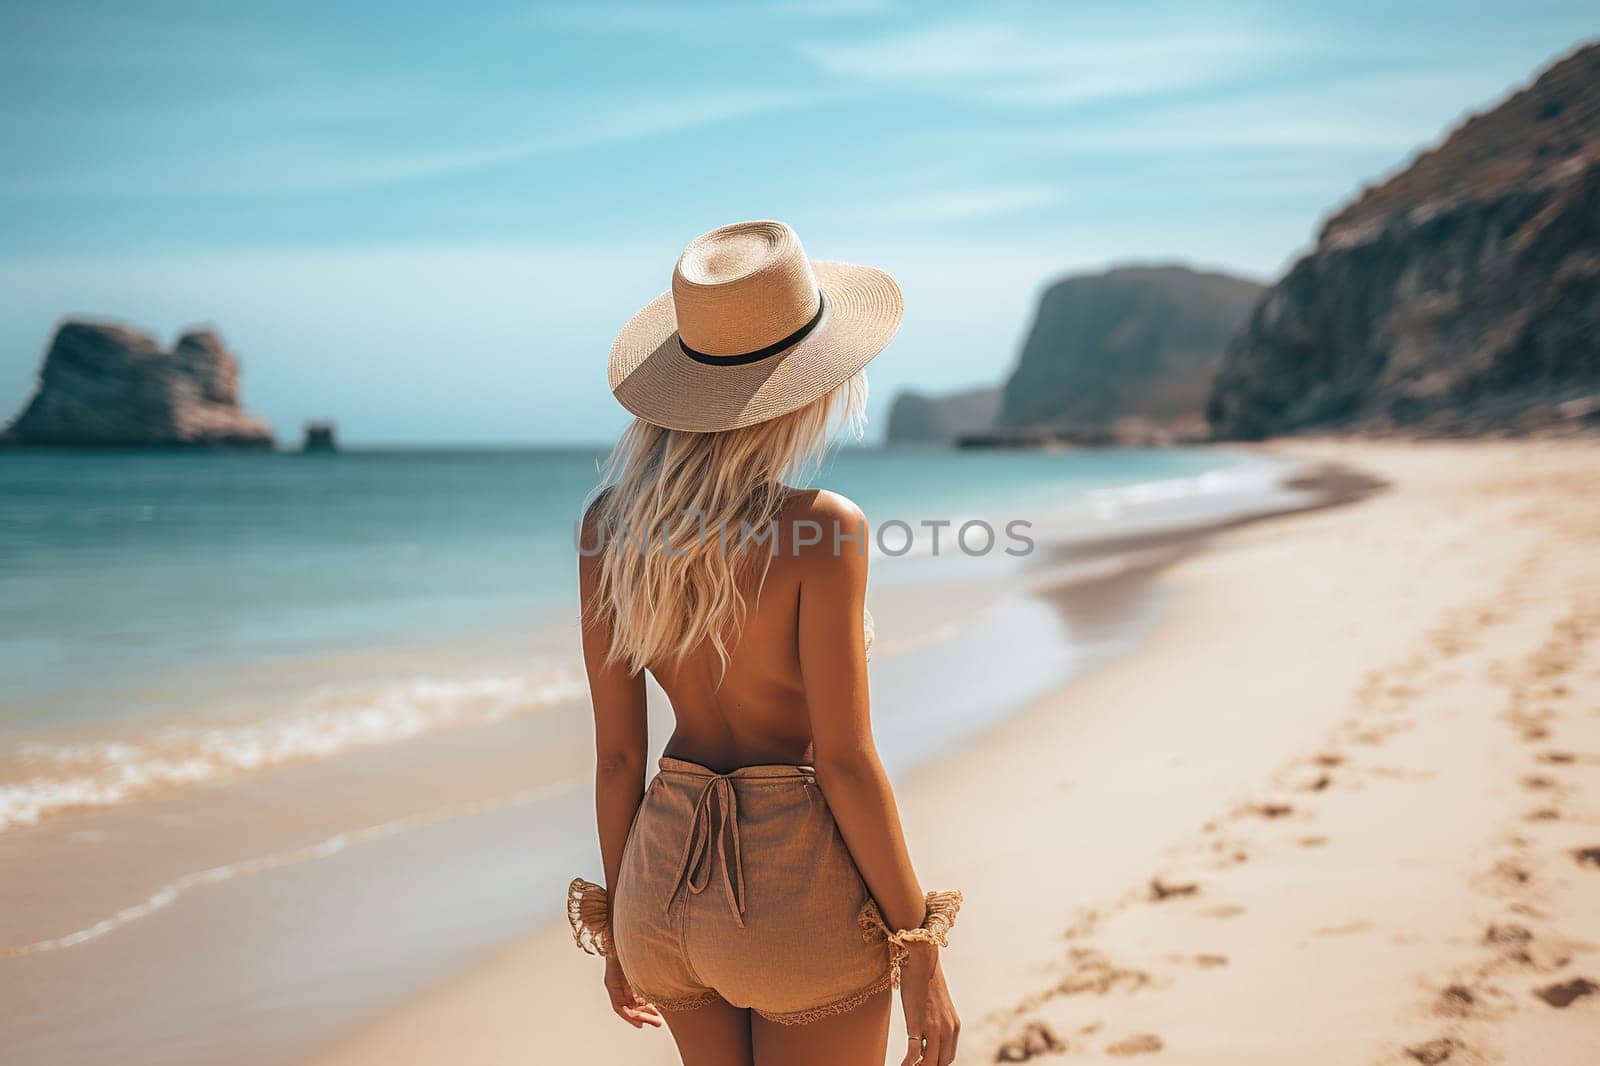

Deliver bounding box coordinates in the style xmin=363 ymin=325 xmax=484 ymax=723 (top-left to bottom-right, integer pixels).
xmin=899 ymin=942 xmax=959 ymax=1065
xmin=604 ymin=954 xmax=663 ymax=1029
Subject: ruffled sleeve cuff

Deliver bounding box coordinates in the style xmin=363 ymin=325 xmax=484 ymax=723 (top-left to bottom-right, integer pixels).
xmin=566 ymin=877 xmax=613 ymax=957
xmin=857 ymin=889 xmax=964 ymax=987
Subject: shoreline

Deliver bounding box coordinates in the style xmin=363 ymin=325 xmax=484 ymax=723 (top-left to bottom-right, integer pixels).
xmin=313 ymin=440 xmax=1583 ymax=1066
xmin=2 ymin=446 xmax=1295 ymax=1066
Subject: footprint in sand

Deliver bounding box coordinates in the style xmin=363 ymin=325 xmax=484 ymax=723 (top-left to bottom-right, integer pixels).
xmin=1148 ymin=877 xmax=1200 ymax=902
xmin=1537 ymin=750 xmax=1577 ymax=765
xmin=1105 ymin=1034 xmax=1163 ymax=1056
xmin=1432 ymin=984 xmax=1478 ymax=1019
xmin=1491 ymin=859 xmax=1532 ymax=886
xmin=1484 ymin=923 xmax=1533 ymax=948
xmin=1484 ymin=925 xmax=1573 ymax=972
xmin=1164 ymin=952 xmax=1228 ymax=969
xmin=1573 ymin=846 xmax=1600 ymax=868
xmin=1533 ymin=978 xmax=1598 ymax=1008
xmin=994 ymin=1021 xmax=1067 ymax=1061
xmin=1404 ymin=1036 xmax=1461 ymax=1064
xmin=1052 ymin=948 xmax=1152 ymax=998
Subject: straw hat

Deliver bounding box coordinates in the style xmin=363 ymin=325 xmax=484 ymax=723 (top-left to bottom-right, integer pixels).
xmin=608 ymin=220 xmax=903 ymax=432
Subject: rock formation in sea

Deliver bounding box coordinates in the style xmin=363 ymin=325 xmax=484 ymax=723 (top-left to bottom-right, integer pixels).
xmin=995 ymin=266 xmax=1263 ymax=444
xmin=2 ymin=321 xmax=276 ymax=448
xmin=886 ymin=386 xmax=1001 ymax=444
xmin=301 ymin=420 xmax=339 ymax=453
xmin=1209 ymin=41 xmax=1600 ymax=439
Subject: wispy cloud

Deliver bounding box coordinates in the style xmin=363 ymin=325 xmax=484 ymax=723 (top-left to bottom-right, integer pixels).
xmin=0 ymin=87 xmax=832 ymax=199
xmin=902 ymin=64 xmax=1527 ymax=162
xmin=799 ymin=21 xmax=1285 ymax=106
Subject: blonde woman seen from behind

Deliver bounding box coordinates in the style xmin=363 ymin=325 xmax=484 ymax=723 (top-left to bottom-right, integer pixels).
xmin=566 ymin=221 xmax=961 ymax=1066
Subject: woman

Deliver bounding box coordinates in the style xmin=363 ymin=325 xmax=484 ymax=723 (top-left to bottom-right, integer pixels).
xmin=567 ymin=220 xmax=961 ymax=1066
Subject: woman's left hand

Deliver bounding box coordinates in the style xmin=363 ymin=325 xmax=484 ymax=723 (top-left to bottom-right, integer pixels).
xmin=899 ymin=942 xmax=959 ymax=1065
xmin=604 ymin=955 xmax=664 ymax=1028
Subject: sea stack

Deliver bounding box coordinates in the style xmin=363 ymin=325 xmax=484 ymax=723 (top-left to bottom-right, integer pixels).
xmin=1 ymin=321 xmax=276 ymax=448
xmin=301 ymin=420 xmax=339 ymax=453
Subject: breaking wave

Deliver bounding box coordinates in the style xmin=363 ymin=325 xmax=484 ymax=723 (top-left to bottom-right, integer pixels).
xmin=0 ymin=666 xmax=587 ymax=833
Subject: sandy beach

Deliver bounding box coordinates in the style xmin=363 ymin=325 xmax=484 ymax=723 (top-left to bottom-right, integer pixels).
xmin=313 ymin=439 xmax=1600 ymax=1065
xmin=7 ymin=9 xmax=1596 ymax=1064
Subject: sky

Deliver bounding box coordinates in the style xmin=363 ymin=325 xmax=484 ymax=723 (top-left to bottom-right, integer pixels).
xmin=0 ymin=1 xmax=1594 ymax=444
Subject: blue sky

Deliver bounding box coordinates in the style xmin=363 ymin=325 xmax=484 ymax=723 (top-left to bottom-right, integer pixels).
xmin=1 ymin=2 xmax=1594 ymax=443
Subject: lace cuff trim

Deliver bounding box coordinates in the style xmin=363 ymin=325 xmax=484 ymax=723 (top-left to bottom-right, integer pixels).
xmin=857 ymin=889 xmax=964 ymax=987
xmin=567 ymin=877 xmax=612 ymax=958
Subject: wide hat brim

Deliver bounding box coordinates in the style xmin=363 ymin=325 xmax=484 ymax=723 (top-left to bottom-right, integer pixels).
xmin=608 ymin=260 xmax=902 ymax=433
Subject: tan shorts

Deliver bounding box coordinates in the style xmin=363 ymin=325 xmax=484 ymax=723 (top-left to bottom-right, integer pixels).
xmin=611 ymin=757 xmax=892 ymax=1024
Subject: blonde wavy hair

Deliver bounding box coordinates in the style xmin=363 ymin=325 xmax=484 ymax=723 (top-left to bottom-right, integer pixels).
xmin=584 ymin=372 xmax=868 ymax=676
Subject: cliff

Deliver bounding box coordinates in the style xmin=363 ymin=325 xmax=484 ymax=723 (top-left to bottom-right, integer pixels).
xmin=1209 ymin=42 xmax=1600 ymax=439
xmin=2 ymin=321 xmax=275 ymax=448
xmin=886 ymin=386 xmax=1001 ymax=444
xmin=998 ymin=266 xmax=1263 ymax=441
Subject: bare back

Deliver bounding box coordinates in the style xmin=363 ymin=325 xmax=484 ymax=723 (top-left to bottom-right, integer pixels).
xmin=646 ymin=488 xmax=865 ymax=772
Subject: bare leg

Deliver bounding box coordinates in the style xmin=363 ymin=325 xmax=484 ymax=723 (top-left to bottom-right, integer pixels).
xmin=750 ymin=988 xmax=892 ymax=1066
xmin=661 ymin=998 xmax=754 ymax=1066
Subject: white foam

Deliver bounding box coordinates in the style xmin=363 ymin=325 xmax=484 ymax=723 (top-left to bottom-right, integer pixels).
xmin=0 ymin=666 xmax=586 ymax=833
xmin=868 ymin=461 xmax=1297 ymax=562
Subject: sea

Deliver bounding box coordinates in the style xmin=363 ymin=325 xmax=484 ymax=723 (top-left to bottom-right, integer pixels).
xmin=0 ymin=444 xmax=1305 ymax=1065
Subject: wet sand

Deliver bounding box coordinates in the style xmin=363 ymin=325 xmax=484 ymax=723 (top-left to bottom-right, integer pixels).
xmin=316 ymin=440 xmax=1600 ymax=1065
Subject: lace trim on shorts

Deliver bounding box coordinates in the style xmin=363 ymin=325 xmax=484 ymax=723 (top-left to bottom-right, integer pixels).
xmin=649 ymin=988 xmax=725 ymax=1013
xmin=753 ymin=971 xmax=895 ymax=1025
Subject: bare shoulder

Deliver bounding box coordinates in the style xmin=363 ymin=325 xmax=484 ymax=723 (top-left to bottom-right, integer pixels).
xmin=776 ymin=488 xmax=870 ymax=575
xmin=576 ymin=488 xmax=614 ymax=584
xmin=781 ymin=487 xmax=867 ymax=529
xmin=581 ymin=486 xmax=614 ymax=529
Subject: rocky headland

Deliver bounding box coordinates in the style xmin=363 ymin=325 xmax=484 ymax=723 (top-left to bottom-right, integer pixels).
xmin=889 ymin=265 xmax=1262 ymax=447
xmin=885 ymin=386 xmax=1000 ymax=444
xmin=998 ymin=265 xmax=1264 ymax=439
xmin=1208 ymin=41 xmax=1600 ymax=439
xmin=2 ymin=321 xmax=276 ymax=449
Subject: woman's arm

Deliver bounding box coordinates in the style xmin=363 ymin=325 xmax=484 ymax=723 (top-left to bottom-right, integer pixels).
xmin=796 ymin=494 xmax=959 ymax=1065
xmin=578 ymin=542 xmax=648 ymax=893
xmin=794 ymin=499 xmax=925 ymax=931
xmin=576 ymin=523 xmax=661 ymax=1029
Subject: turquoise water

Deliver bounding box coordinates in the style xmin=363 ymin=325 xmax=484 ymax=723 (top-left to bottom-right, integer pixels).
xmin=0 ymin=445 xmax=1259 ymax=730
